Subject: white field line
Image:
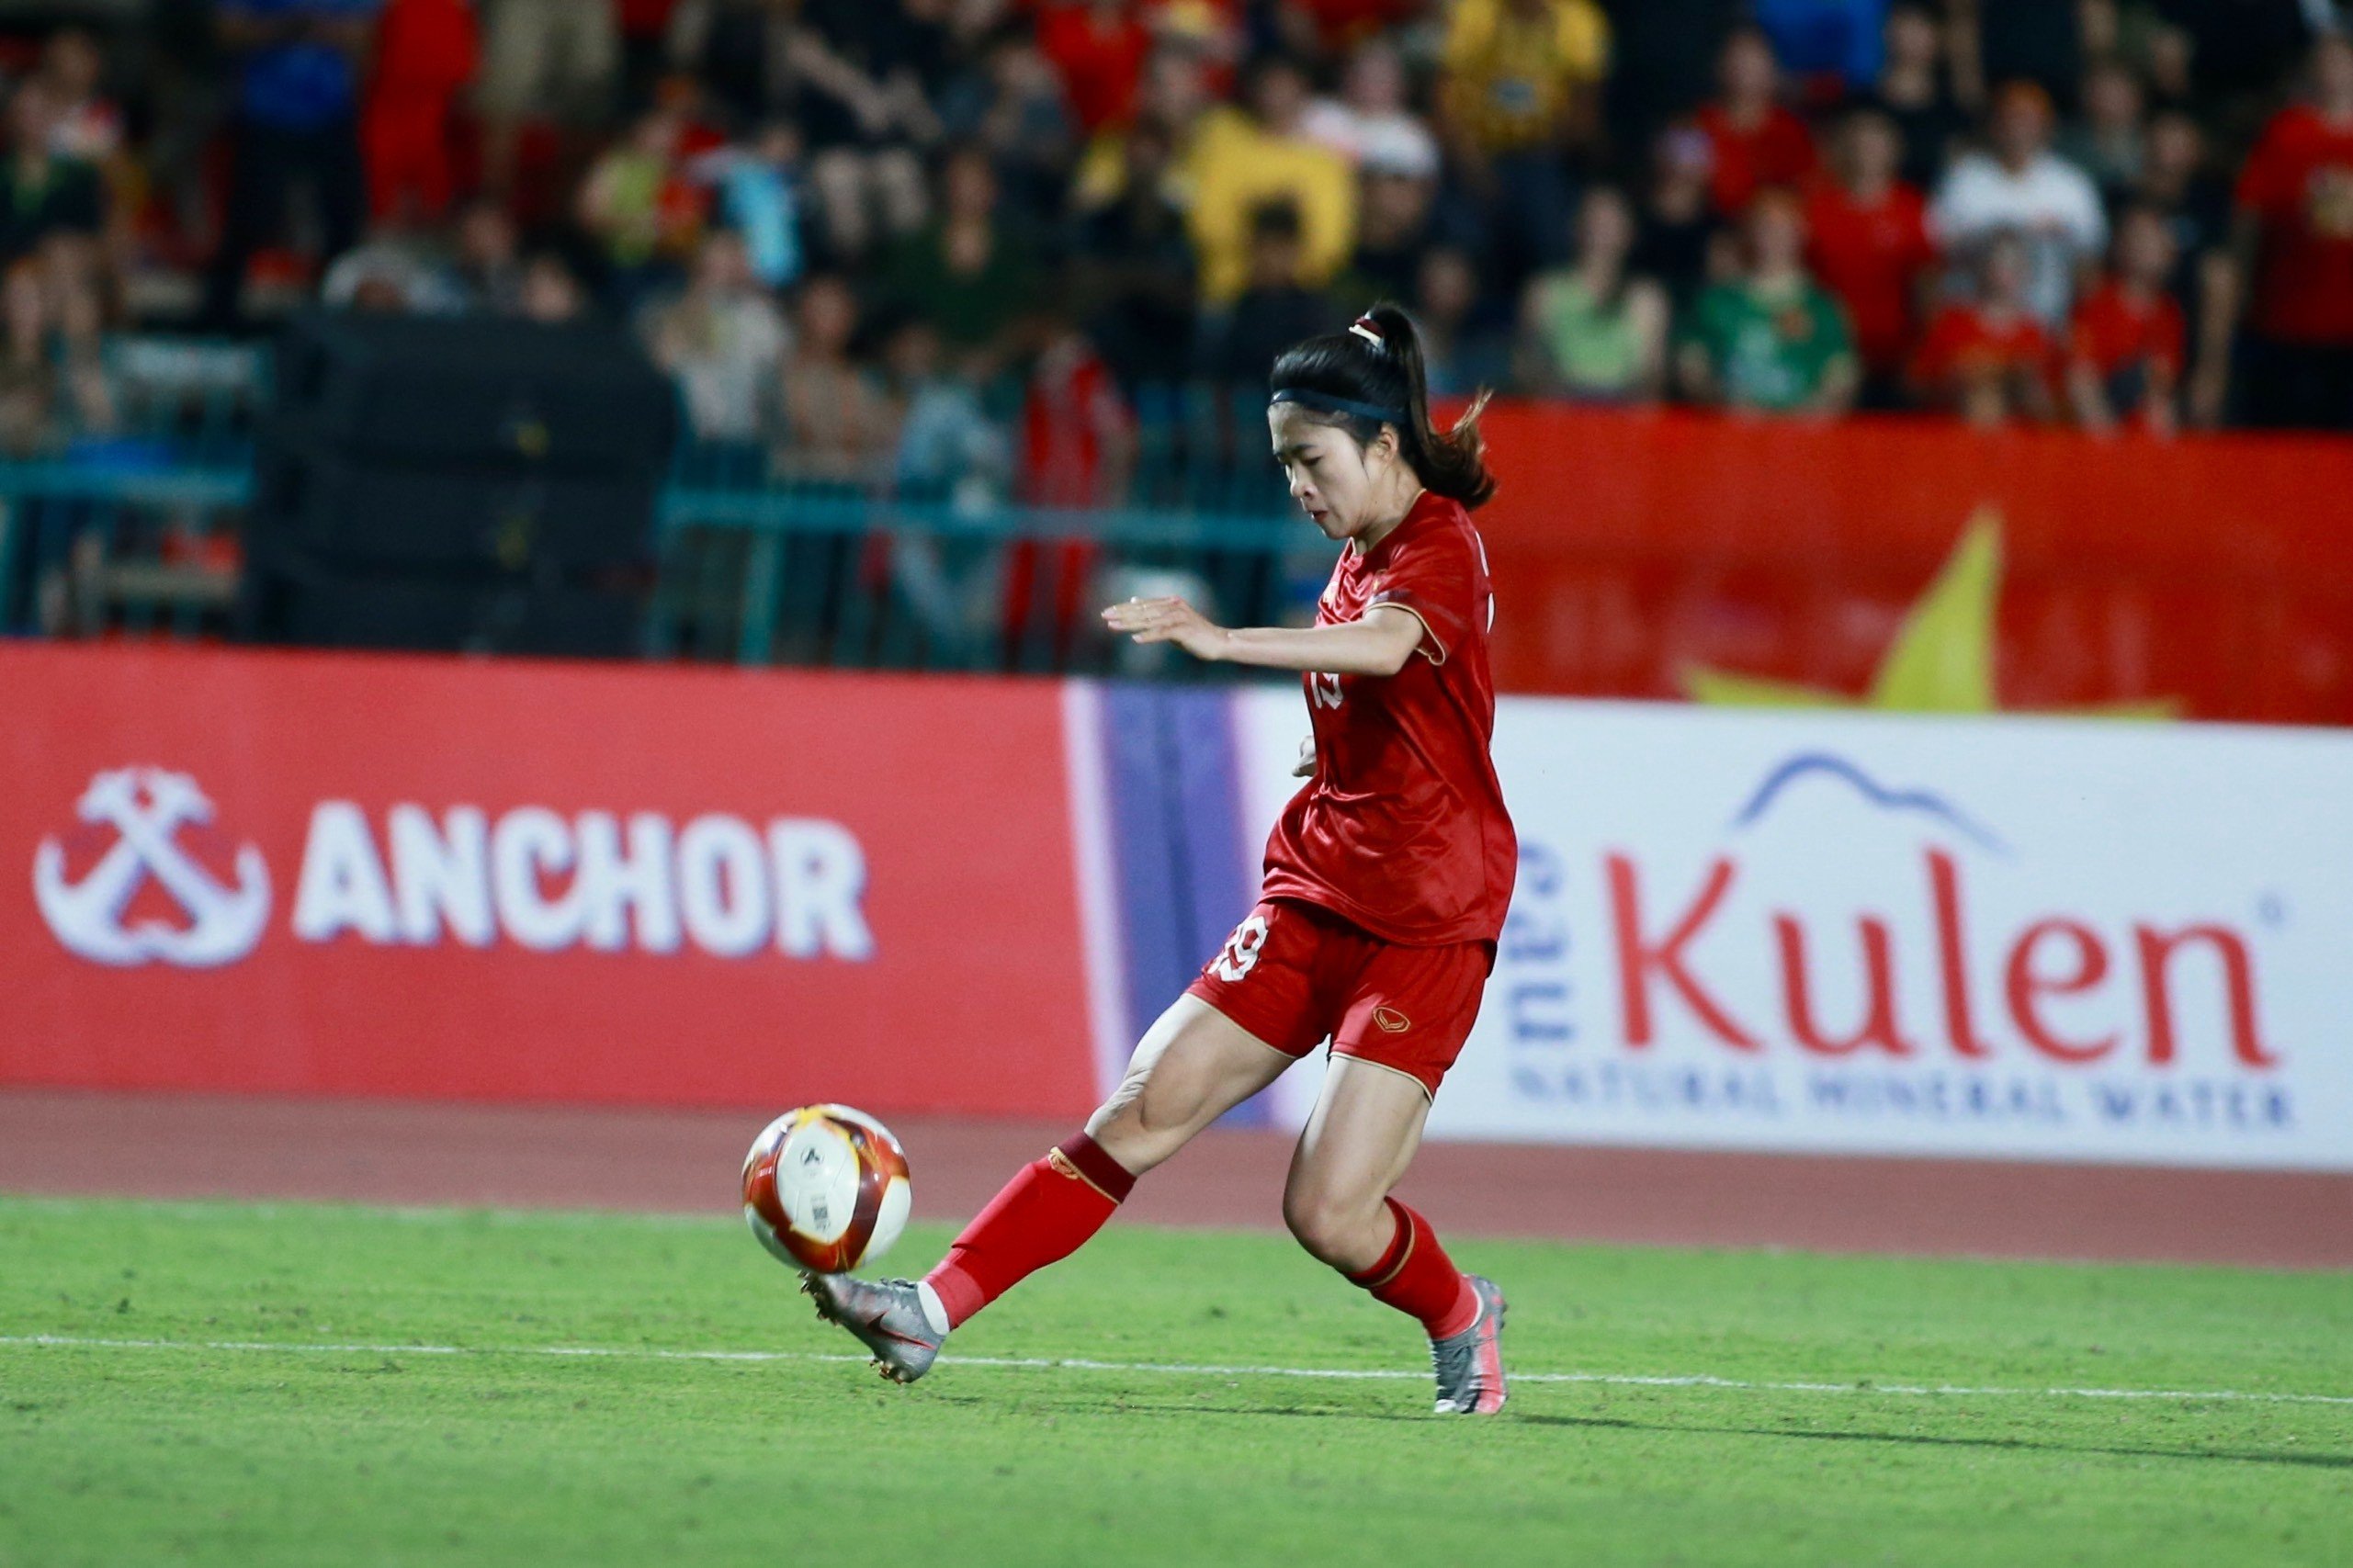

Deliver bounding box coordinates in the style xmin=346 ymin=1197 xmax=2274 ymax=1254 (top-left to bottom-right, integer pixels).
xmin=5 ymin=1334 xmax=2350 ymax=1407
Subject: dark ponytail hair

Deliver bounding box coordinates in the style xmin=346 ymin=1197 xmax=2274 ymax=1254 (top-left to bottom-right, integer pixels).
xmin=1267 ymin=301 xmax=1498 ymax=509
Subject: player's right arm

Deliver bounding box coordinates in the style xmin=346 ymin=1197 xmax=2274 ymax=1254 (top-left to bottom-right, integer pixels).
xmin=1102 ymin=597 xmax=1425 ymax=678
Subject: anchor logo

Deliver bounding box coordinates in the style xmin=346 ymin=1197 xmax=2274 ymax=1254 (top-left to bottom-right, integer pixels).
xmin=33 ymin=768 xmax=271 ymax=967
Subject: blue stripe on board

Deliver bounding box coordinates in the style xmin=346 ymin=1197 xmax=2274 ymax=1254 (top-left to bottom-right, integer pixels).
xmin=1100 ymin=682 xmax=1190 ymax=1053
xmin=1162 ymin=686 xmax=1273 ymax=1128
xmin=1097 ymin=682 xmax=1293 ymax=1131
xmin=1164 ymin=686 xmax=1255 ymax=959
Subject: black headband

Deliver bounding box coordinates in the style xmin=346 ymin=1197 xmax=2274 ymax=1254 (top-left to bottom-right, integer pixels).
xmin=1271 ymin=387 xmax=1408 ymax=426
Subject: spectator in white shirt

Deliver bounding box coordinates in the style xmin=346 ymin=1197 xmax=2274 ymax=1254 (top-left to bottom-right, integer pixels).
xmin=640 ymin=231 xmax=791 ymax=448
xmin=1930 ymin=80 xmax=2106 ymax=328
xmin=1299 ymin=39 xmax=1441 ymax=181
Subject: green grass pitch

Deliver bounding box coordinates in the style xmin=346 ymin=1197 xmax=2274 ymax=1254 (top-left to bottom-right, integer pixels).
xmin=2 ymin=1196 xmax=2348 ymax=1567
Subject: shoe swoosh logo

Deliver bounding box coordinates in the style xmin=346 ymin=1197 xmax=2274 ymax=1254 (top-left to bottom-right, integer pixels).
xmin=863 ymin=1311 xmax=929 ymax=1348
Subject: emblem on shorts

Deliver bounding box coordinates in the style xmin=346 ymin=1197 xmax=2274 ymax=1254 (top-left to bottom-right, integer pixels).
xmin=1372 ymin=1006 xmax=1411 ymax=1033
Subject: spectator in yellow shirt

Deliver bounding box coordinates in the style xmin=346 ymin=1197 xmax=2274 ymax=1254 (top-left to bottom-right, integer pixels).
xmin=1439 ymin=0 xmax=1611 ymax=279
xmin=1070 ymin=46 xmax=1215 ymax=218
xmin=1188 ymin=55 xmax=1357 ymax=306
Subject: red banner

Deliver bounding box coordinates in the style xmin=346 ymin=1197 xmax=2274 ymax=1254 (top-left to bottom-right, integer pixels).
xmin=1476 ymin=408 xmax=2353 ymax=725
xmin=0 ymin=644 xmax=1098 ymax=1119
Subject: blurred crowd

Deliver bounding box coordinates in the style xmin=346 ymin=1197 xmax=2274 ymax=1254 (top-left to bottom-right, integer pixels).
xmin=0 ymin=0 xmax=2350 ymax=491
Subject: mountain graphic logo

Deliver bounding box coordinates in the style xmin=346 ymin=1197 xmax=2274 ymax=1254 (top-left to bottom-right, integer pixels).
xmin=1731 ymin=753 xmax=2008 ymax=856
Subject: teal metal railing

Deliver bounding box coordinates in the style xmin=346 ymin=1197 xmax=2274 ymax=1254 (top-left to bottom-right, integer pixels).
xmin=652 ymin=483 xmax=1326 ymax=674
xmin=0 ymin=336 xmax=262 ymax=640
xmin=0 ymin=338 xmax=1323 ymax=671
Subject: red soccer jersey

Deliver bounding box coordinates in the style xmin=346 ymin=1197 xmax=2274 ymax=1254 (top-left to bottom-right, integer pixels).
xmin=1259 ymin=491 xmax=1518 ymax=947
xmin=1697 ymin=103 xmax=1819 ymax=215
xmin=1035 ymin=4 xmax=1153 ymax=133
xmin=2234 ymin=105 xmax=2353 ymax=345
xmin=1804 ymin=179 xmax=1936 ymax=375
xmin=1909 ymin=303 xmax=2053 ymax=399
xmin=2068 ymin=281 xmax=2186 ymax=382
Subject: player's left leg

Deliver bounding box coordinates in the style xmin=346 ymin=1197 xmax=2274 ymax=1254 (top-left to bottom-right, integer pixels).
xmin=1283 ymin=1059 xmax=1506 ymax=1414
xmin=1282 ymin=1057 xmax=1472 ymax=1320
xmin=1284 ymin=924 xmax=1507 ymax=1414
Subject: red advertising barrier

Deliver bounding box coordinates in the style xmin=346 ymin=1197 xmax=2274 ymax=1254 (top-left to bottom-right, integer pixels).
xmin=0 ymin=644 xmax=1098 ymax=1119
xmin=1476 ymin=408 xmax=2353 ymax=725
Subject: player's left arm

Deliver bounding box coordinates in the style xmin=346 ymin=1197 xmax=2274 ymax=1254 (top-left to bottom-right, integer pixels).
xmin=1103 ymin=598 xmax=1426 ymax=677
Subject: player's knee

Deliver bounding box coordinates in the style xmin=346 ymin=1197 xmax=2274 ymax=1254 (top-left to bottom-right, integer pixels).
xmin=1085 ymin=1085 xmax=1186 ymax=1174
xmin=1123 ymin=1053 xmax=1224 ymax=1142
xmin=1282 ymin=1183 xmax=1368 ymax=1266
xmin=1128 ymin=1082 xmax=1190 ymax=1139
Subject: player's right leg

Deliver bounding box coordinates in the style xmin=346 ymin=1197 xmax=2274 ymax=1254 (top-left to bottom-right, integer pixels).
xmin=804 ymin=996 xmax=1292 ymax=1382
xmin=1084 ymin=993 xmax=1299 ymax=1171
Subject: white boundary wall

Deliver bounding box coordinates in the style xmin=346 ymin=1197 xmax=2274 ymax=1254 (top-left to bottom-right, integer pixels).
xmin=1234 ymin=694 xmax=2353 ymax=1170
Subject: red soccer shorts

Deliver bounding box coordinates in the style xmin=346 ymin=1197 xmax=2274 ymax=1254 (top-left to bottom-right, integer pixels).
xmin=1183 ymin=898 xmax=1493 ymax=1097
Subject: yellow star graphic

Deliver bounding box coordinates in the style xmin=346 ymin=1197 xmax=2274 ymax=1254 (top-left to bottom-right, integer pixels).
xmin=1680 ymin=509 xmax=2176 ymax=717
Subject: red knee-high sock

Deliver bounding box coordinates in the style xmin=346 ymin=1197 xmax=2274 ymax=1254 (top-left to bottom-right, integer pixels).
xmin=1344 ymin=1198 xmax=1479 ymax=1339
xmin=924 ymin=1133 xmax=1136 ymax=1328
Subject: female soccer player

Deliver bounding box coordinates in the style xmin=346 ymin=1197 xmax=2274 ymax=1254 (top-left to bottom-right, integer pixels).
xmin=806 ymin=304 xmax=1518 ymax=1415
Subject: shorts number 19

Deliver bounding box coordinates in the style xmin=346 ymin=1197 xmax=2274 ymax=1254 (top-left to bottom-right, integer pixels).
xmin=1212 ymin=915 xmax=1270 ymax=982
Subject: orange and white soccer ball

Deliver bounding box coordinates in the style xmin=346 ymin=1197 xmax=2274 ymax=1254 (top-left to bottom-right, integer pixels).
xmin=742 ymin=1105 xmax=913 ymax=1274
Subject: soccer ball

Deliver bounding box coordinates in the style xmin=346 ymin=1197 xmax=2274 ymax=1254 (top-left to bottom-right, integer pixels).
xmin=741 ymin=1104 xmax=912 ymax=1274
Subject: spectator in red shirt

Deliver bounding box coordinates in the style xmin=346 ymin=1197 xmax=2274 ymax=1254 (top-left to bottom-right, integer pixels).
xmin=2066 ymin=205 xmax=2188 ymax=437
xmin=1804 ymin=105 xmax=1935 ymax=404
xmin=2229 ymin=31 xmax=2353 ymax=431
xmin=1037 ymin=0 xmax=1153 ymax=135
xmin=362 ymin=0 xmax=479 ymax=222
xmin=1696 ymin=25 xmax=1818 ymax=216
xmin=1011 ymin=321 xmax=1134 ymax=666
xmin=1023 ymin=322 xmax=1132 ymax=509
xmin=1910 ymin=230 xmax=2057 ymax=428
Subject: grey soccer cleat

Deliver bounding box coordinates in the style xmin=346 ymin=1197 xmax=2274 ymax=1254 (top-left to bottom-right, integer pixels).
xmin=801 ymin=1272 xmax=945 ymax=1384
xmin=1430 ymin=1276 xmax=1508 ymax=1415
